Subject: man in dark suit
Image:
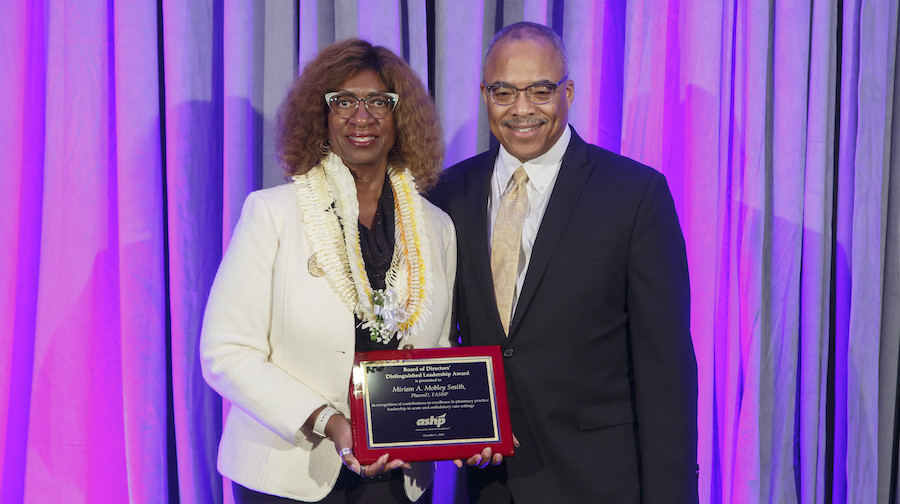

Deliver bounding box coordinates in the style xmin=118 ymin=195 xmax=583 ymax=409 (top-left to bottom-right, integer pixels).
xmin=429 ymin=22 xmax=698 ymax=503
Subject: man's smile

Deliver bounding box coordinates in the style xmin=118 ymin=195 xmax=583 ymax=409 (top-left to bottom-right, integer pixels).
xmin=501 ymin=118 xmax=548 ymax=137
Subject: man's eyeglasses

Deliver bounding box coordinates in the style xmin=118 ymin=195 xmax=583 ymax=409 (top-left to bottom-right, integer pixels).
xmin=483 ymin=76 xmax=569 ymax=106
xmin=325 ymin=92 xmax=399 ymax=120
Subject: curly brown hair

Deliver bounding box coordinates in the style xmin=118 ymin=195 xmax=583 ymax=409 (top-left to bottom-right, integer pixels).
xmin=276 ymin=39 xmax=444 ymax=191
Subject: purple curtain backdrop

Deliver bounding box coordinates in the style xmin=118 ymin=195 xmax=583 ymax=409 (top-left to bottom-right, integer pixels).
xmin=2 ymin=1 xmax=899 ymax=504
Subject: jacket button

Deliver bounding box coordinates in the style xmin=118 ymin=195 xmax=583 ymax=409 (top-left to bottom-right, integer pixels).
xmin=503 ymin=348 xmax=514 ymax=358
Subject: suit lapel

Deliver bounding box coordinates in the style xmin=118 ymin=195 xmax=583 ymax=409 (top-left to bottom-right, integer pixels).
xmin=509 ymin=132 xmax=592 ymax=337
xmin=463 ymin=150 xmax=508 ymax=342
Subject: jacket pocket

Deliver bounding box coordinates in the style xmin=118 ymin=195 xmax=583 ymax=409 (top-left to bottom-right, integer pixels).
xmin=577 ymin=399 xmax=634 ymax=430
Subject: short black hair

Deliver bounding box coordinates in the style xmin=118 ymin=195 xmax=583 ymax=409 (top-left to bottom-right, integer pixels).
xmin=483 ymin=21 xmax=568 ymax=76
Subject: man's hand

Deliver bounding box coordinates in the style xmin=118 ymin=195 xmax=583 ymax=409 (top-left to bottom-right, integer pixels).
xmin=453 ymin=434 xmax=520 ymax=468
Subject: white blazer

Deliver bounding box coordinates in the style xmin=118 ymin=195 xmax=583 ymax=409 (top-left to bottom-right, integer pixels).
xmin=200 ymin=182 xmax=457 ymax=502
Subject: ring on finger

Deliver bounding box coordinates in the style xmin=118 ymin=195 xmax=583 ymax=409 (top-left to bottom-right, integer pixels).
xmin=358 ymin=465 xmax=367 ymax=478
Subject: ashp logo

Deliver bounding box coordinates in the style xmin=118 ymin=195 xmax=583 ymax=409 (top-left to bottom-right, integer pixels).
xmin=416 ymin=413 xmax=447 ymax=428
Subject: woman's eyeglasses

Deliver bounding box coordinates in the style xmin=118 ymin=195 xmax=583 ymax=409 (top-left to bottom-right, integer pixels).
xmin=325 ymin=92 xmax=399 ymax=120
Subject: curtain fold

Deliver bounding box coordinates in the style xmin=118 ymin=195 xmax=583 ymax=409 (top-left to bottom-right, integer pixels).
xmin=161 ymin=1 xmax=224 ymax=502
xmin=112 ymin=1 xmax=168 ymax=502
xmin=0 ymin=1 xmax=44 ymax=498
xmin=2 ymin=1 xmax=899 ymax=503
xmin=849 ymin=2 xmax=899 ymax=503
xmin=798 ymin=3 xmax=839 ymax=504
xmin=33 ymin=1 xmax=124 ymax=501
xmin=765 ymin=3 xmax=811 ymax=503
xmin=435 ymin=1 xmax=485 ymax=167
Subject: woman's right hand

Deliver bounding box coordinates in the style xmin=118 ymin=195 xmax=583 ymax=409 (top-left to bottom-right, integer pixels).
xmin=326 ymin=414 xmax=411 ymax=477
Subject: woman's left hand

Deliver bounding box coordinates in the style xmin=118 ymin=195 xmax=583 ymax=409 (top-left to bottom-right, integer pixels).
xmin=328 ymin=415 xmax=411 ymax=477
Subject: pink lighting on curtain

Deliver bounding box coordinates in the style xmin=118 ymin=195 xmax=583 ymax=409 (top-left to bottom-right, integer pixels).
xmin=6 ymin=1 xmax=120 ymax=502
xmin=2 ymin=2 xmax=898 ymax=503
xmin=1 ymin=1 xmax=171 ymax=502
xmin=0 ymin=1 xmax=43 ymax=499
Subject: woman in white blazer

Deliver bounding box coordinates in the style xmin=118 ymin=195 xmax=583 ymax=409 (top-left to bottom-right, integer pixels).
xmin=200 ymin=39 xmax=455 ymax=503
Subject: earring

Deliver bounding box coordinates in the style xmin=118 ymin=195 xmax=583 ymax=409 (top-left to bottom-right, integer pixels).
xmin=320 ymin=139 xmax=331 ymax=155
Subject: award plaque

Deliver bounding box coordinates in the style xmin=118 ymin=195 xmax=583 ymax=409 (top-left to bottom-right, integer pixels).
xmin=349 ymin=345 xmax=515 ymax=464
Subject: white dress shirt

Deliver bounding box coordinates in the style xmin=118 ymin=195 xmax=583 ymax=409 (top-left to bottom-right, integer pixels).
xmin=489 ymin=125 xmax=572 ymax=316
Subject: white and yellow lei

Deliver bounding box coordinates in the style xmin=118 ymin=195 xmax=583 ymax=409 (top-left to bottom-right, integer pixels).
xmin=292 ymin=152 xmax=433 ymax=344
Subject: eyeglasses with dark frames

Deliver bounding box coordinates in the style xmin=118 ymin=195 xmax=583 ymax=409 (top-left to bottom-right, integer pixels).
xmin=483 ymin=76 xmax=569 ymax=105
xmin=324 ymin=92 xmax=399 ymax=120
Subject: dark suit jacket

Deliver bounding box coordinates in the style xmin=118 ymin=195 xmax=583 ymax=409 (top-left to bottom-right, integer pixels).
xmin=429 ymin=130 xmax=698 ymax=503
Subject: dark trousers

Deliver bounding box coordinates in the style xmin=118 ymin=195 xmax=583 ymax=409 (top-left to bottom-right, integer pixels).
xmin=466 ymin=464 xmax=515 ymax=504
xmin=232 ymin=467 xmax=431 ymax=504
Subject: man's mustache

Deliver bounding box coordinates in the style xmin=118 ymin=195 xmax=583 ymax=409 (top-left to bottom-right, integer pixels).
xmin=500 ymin=118 xmax=548 ymax=128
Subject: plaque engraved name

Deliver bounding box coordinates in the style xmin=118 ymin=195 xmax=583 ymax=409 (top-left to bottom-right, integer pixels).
xmin=349 ymin=346 xmax=515 ymax=464
xmin=364 ymin=358 xmax=499 ymax=446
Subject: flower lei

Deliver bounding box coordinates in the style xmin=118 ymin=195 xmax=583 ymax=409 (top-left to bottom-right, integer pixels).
xmin=293 ymin=153 xmax=432 ymax=344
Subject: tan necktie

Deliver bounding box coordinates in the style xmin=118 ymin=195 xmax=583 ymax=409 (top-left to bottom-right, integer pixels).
xmin=491 ymin=166 xmax=529 ymax=335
